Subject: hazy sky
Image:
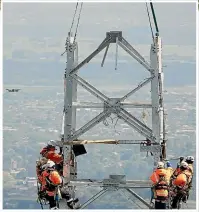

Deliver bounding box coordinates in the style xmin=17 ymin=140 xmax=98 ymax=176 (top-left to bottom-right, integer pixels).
xmin=3 ymin=2 xmax=196 ymax=63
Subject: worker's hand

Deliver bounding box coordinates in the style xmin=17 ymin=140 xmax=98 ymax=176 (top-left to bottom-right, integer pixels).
xmin=166 ymin=161 xmax=171 ymax=168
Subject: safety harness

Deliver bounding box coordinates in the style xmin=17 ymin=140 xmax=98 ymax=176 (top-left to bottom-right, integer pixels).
xmin=45 ymin=173 xmax=59 ymax=192
xmin=153 ymin=175 xmax=169 ymax=202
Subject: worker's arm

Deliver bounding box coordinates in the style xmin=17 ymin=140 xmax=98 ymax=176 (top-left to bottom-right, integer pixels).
xmin=48 ymin=152 xmax=63 ymax=164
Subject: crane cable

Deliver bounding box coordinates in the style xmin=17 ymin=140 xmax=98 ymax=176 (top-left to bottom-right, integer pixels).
xmin=61 ymin=2 xmax=83 ymax=56
xmin=69 ymin=1 xmax=83 ymax=43
xmin=149 ymin=2 xmax=159 ymax=36
xmin=69 ymin=2 xmax=79 ymax=36
xmin=145 ymin=2 xmax=154 ymax=42
xmin=73 ymin=2 xmax=83 ymax=43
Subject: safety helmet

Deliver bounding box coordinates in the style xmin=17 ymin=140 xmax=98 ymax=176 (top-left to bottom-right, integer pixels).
xmin=180 ymin=161 xmax=188 ymax=169
xmin=157 ymin=161 xmax=164 ymax=169
xmin=185 ymin=156 xmax=194 ymax=163
xmin=42 ymin=160 xmax=55 ymax=170
xmin=47 ymin=140 xmax=56 ymax=148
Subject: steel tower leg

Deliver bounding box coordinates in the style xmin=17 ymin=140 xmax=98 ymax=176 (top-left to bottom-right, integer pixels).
xmin=62 ymin=33 xmax=77 ymax=206
xmin=150 ymin=35 xmax=163 ymax=167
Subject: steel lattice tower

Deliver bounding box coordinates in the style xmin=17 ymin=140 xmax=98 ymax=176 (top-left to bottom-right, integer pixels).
xmin=56 ymin=29 xmax=166 ymax=209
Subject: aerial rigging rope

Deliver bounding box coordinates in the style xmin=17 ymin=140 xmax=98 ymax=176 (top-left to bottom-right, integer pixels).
xmin=69 ymin=1 xmax=83 ymax=43
xmin=149 ymin=2 xmax=159 ymax=36
xmin=69 ymin=2 xmax=79 ymax=35
xmin=73 ymin=2 xmax=83 ymax=43
xmin=145 ymin=3 xmax=154 ymax=42
xmin=61 ymin=2 xmax=83 ymax=56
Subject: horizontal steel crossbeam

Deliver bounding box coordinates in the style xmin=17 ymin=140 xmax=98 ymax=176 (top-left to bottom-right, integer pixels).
xmin=68 ymin=179 xmax=151 ymax=188
xmin=72 ymin=101 xmax=152 ymax=108
xmin=63 ymin=139 xmax=157 ymax=145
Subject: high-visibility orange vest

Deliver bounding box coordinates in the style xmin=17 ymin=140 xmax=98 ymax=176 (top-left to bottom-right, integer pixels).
xmin=150 ymin=169 xmax=169 ymax=200
xmin=40 ymin=170 xmax=62 ymax=196
xmin=173 ymin=173 xmax=187 ymax=187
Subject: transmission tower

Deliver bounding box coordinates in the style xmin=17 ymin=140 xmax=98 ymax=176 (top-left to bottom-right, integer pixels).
xmin=51 ymin=2 xmax=167 ymax=209
xmin=54 ymin=25 xmax=167 ymax=209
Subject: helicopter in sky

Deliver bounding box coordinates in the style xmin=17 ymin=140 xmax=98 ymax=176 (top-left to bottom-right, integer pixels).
xmin=6 ymin=89 xmax=21 ymax=92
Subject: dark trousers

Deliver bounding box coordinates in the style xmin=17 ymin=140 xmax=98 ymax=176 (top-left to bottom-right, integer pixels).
xmin=155 ymin=201 xmax=167 ymax=209
xmin=55 ymin=164 xmax=63 ymax=176
xmin=45 ymin=195 xmax=57 ymax=209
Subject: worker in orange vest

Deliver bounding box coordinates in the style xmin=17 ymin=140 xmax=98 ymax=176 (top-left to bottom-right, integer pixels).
xmin=38 ymin=160 xmax=81 ymax=209
xmin=40 ymin=140 xmax=63 ymax=175
xmin=150 ymin=161 xmax=171 ymax=209
xmin=170 ymin=161 xmax=192 ymax=208
xmin=171 ymin=156 xmax=194 ymax=186
xmin=40 ymin=160 xmax=62 ymax=209
xmin=171 ymin=156 xmax=184 ymax=178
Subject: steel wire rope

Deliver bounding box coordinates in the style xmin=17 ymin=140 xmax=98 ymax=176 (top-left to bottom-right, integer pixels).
xmin=73 ymin=2 xmax=83 ymax=43
xmin=145 ymin=2 xmax=154 ymax=42
xmin=69 ymin=1 xmax=79 ymax=35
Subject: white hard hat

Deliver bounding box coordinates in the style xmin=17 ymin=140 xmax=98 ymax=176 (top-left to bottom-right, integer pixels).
xmin=185 ymin=156 xmax=194 ymax=163
xmin=47 ymin=140 xmax=56 ymax=147
xmin=157 ymin=161 xmax=164 ymax=169
xmin=180 ymin=161 xmax=188 ymax=169
xmin=42 ymin=160 xmax=55 ymax=170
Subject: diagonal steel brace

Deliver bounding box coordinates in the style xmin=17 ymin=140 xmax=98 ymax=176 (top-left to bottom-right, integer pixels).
xmin=119 ymin=76 xmax=154 ymax=102
xmin=118 ymin=189 xmax=143 ymax=209
xmin=120 ymin=108 xmax=152 ymax=134
xmin=125 ymin=188 xmax=153 ymax=209
xmin=72 ymin=74 xmax=109 ymax=102
xmin=117 ymin=112 xmax=155 ymax=141
xmin=70 ymin=38 xmax=112 ymax=75
xmin=118 ymin=40 xmax=153 ymax=73
xmin=68 ymin=110 xmax=112 ymax=141
xmin=121 ymin=37 xmax=150 ymax=67
xmin=80 ymin=188 xmax=109 ymax=209
xmin=66 ymin=78 xmax=154 ymax=140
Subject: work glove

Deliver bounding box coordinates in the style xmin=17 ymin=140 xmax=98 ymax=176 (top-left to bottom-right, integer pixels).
xmin=166 ymin=161 xmax=172 ymax=168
